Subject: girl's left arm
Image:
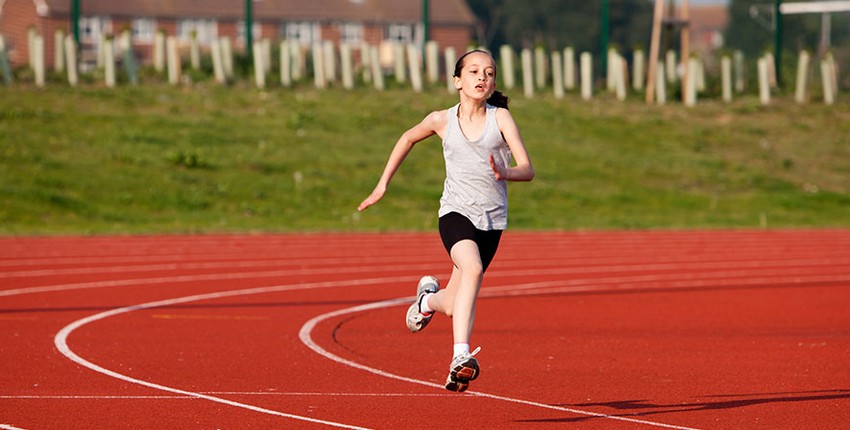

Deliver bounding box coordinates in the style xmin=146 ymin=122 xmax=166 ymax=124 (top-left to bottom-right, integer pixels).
xmin=490 ymin=108 xmax=534 ymax=182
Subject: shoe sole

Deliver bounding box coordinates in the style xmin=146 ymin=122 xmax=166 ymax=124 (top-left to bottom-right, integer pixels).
xmin=406 ymin=302 xmax=432 ymax=333
xmin=445 ymin=358 xmax=479 ymax=392
xmin=445 ymin=378 xmax=469 ymax=392
xmin=451 ymin=358 xmax=479 ymax=381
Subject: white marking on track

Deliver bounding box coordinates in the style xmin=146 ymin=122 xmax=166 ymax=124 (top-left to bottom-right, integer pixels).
xmin=0 ymin=270 xmax=421 ymax=298
xmin=0 ymin=395 xmax=193 ymax=399
xmin=53 ymin=279 xmax=404 ymax=430
xmin=0 ymin=259 xmax=446 ymax=279
xmin=0 ymin=392 xmax=452 ymax=399
xmin=51 ymin=274 xmax=702 ymax=430
xmin=298 ymin=298 xmax=703 ymax=430
xmin=5 ymin=256 xmax=844 ymax=298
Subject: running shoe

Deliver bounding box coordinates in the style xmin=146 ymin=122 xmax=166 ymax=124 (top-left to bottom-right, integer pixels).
xmin=445 ymin=347 xmax=481 ymax=392
xmin=405 ymin=275 xmax=439 ymax=333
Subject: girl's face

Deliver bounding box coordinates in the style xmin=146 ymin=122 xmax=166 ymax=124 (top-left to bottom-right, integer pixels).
xmin=454 ymin=52 xmax=497 ymax=100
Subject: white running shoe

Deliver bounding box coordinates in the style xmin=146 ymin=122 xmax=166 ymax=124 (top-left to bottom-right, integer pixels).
xmin=405 ymin=276 xmax=439 ymax=333
xmin=445 ymin=347 xmax=481 ymax=392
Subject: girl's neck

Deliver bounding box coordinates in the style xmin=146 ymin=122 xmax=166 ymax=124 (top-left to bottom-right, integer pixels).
xmin=457 ymin=99 xmax=487 ymax=121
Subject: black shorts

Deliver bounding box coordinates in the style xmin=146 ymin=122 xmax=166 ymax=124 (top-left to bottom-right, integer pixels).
xmin=438 ymin=212 xmax=503 ymax=272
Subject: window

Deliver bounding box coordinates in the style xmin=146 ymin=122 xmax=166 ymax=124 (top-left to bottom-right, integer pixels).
xmin=386 ymin=24 xmax=413 ymax=44
xmin=79 ymin=16 xmax=112 ymax=42
xmin=338 ymin=23 xmax=364 ymax=44
xmin=131 ymin=18 xmax=156 ymax=43
xmin=177 ymin=19 xmax=218 ymax=44
xmin=281 ymin=22 xmax=320 ymax=46
xmin=236 ymin=20 xmax=262 ymax=44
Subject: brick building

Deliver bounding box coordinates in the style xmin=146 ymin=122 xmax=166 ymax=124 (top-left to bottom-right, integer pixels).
xmin=0 ymin=0 xmax=476 ymax=69
xmin=689 ymin=4 xmax=728 ymax=57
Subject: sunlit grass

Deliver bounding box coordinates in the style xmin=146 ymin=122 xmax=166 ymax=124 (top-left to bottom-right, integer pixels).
xmin=1 ymin=83 xmax=847 ymax=235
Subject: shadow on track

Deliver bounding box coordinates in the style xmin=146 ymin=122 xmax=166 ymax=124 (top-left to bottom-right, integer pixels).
xmin=517 ymin=389 xmax=850 ymax=424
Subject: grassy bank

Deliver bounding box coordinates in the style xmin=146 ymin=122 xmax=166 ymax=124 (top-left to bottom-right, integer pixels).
xmin=1 ymin=84 xmax=848 ymax=235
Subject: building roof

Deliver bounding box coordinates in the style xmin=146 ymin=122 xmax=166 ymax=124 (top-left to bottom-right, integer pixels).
xmin=39 ymin=0 xmax=476 ymax=26
xmin=689 ymin=5 xmax=728 ymax=34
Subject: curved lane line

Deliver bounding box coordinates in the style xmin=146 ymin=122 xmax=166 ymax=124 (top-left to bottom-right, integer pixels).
xmin=298 ymin=299 xmax=702 ymax=430
xmin=7 ymin=257 xmax=843 ymax=297
xmin=48 ymin=268 xmax=844 ymax=429
xmin=53 ymin=278 xmax=406 ymax=430
xmin=1 ymin=270 xmax=422 ymax=298
xmin=51 ymin=273 xmax=702 ymax=429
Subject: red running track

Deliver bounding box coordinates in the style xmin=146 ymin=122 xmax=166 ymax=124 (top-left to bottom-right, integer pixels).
xmin=1 ymin=230 xmax=849 ymax=429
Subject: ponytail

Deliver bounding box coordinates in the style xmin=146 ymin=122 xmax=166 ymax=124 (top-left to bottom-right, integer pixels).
xmin=487 ymin=90 xmax=510 ymax=110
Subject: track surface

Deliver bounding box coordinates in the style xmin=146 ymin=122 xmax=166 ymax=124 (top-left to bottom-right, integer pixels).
xmin=1 ymin=230 xmax=849 ymax=429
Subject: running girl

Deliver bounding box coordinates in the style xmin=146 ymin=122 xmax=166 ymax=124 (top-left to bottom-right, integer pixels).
xmin=357 ymin=50 xmax=534 ymax=392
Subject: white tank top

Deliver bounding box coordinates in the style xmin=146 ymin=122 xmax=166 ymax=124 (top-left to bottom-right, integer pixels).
xmin=438 ymin=103 xmax=511 ymax=230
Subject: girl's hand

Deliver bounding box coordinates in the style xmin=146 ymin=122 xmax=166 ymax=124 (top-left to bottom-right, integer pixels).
xmin=357 ymin=186 xmax=386 ymax=211
xmin=489 ymin=154 xmax=508 ymax=181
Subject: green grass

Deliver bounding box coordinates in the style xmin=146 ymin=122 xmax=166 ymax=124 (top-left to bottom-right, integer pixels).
xmin=1 ymin=83 xmax=848 ymax=235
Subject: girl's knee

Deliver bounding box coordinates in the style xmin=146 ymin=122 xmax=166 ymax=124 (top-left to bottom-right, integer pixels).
xmin=462 ymin=265 xmax=484 ymax=282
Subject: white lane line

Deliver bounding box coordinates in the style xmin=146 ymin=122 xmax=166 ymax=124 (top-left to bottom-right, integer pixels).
xmin=52 ymin=278 xmax=410 ymax=430
xmin=482 ymin=273 xmax=850 ymax=298
xmin=0 ymin=256 xmax=447 ymax=278
xmin=6 ymin=254 xmax=846 ymax=279
xmin=298 ymin=299 xmax=702 ymax=430
xmin=6 ymin=256 xmax=845 ymax=298
xmin=1 ymin=395 xmax=193 ymax=399
xmin=51 ymin=273 xmax=698 ymax=429
xmin=1 ymin=269 xmax=421 ymax=298
xmin=45 ymin=266 xmax=842 ymax=429
xmin=7 ymin=264 xmax=835 ymax=300
xmin=0 ymin=392 xmax=452 ymax=399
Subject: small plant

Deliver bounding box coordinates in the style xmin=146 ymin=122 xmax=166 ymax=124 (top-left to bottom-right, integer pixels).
xmin=167 ymin=150 xmax=209 ymax=169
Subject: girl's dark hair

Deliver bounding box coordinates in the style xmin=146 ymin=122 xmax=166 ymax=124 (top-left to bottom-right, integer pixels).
xmin=453 ymin=49 xmax=510 ymax=110
xmin=486 ymin=91 xmax=510 ymax=110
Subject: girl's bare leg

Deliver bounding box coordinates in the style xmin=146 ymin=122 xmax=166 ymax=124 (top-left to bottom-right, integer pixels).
xmin=426 ymin=239 xmax=483 ymax=345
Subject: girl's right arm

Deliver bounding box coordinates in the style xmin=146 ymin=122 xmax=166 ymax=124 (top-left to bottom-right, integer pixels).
xmin=357 ymin=110 xmax=446 ymax=212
